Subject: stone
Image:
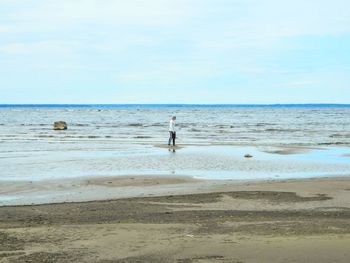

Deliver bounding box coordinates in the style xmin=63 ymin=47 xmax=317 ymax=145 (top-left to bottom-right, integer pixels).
xmin=54 ymin=121 xmax=67 ymax=130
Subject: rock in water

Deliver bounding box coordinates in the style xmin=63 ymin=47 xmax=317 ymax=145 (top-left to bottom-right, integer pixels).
xmin=244 ymin=154 xmax=253 ymax=158
xmin=54 ymin=121 xmax=67 ymax=130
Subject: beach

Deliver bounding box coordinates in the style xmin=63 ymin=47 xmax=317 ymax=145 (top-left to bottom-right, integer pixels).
xmin=1 ymin=0 xmax=350 ymax=260
xmin=1 ymin=176 xmax=350 ymax=262
xmin=1 ymin=105 xmax=350 ymax=262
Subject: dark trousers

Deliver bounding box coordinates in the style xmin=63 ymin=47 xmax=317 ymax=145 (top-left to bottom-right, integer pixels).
xmin=168 ymin=131 xmax=176 ymax=146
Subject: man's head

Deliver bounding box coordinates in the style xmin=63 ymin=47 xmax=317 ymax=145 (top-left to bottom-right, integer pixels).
xmin=172 ymin=116 xmax=176 ymax=121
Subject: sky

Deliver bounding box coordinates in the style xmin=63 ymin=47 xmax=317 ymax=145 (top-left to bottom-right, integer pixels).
xmin=0 ymin=0 xmax=349 ymax=104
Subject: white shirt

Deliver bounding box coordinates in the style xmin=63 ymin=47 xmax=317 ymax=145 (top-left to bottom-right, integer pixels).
xmin=169 ymin=119 xmax=176 ymax=132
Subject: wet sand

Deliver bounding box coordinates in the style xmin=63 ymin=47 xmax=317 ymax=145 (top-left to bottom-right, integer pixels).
xmin=259 ymin=146 xmax=315 ymax=155
xmin=1 ymin=177 xmax=350 ymax=262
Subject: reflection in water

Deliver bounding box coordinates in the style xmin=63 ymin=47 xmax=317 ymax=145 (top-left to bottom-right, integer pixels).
xmin=1 ymin=144 xmax=349 ymax=182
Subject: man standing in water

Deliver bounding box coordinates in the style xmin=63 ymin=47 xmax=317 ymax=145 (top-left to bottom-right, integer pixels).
xmin=168 ymin=116 xmax=176 ymax=146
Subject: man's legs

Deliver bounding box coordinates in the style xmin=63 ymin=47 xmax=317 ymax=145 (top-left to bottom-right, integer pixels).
xmin=168 ymin=132 xmax=172 ymax=145
xmin=172 ymin=132 xmax=176 ymax=146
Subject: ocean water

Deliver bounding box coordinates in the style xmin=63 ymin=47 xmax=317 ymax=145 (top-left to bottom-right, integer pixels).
xmin=0 ymin=104 xmax=350 ymax=181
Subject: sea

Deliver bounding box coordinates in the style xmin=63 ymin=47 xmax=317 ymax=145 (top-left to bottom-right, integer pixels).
xmin=1 ymin=104 xmax=350 ymax=182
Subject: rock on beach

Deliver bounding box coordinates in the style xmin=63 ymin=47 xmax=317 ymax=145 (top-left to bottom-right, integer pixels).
xmin=54 ymin=121 xmax=68 ymax=130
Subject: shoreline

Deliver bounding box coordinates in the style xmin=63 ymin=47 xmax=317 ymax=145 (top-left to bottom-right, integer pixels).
xmin=1 ymin=144 xmax=350 ymax=207
xmin=1 ymin=176 xmax=350 ymax=262
xmin=1 ymin=143 xmax=349 ymax=261
xmin=1 ymin=175 xmax=349 ymax=206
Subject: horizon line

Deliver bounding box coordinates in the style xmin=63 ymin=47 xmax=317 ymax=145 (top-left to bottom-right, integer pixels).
xmin=1 ymin=103 xmax=350 ymax=107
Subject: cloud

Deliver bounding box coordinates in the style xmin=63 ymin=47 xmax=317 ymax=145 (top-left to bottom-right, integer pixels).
xmin=0 ymin=0 xmax=349 ymax=103
xmin=187 ymin=0 xmax=350 ymax=55
xmin=241 ymin=0 xmax=350 ymax=37
xmin=282 ymin=80 xmax=318 ymax=87
xmin=5 ymin=0 xmax=348 ymax=38
xmin=2 ymin=1 xmax=350 ymax=54
xmin=4 ymin=0 xmax=193 ymax=32
xmin=0 ymin=26 xmax=13 ymax=33
xmin=0 ymin=41 xmax=77 ymax=55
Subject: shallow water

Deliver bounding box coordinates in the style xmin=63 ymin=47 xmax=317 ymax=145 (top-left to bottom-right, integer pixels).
xmin=0 ymin=105 xmax=349 ymax=182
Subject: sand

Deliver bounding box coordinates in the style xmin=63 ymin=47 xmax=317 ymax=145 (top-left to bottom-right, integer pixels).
xmin=260 ymin=146 xmax=314 ymax=155
xmin=1 ymin=177 xmax=350 ymax=262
